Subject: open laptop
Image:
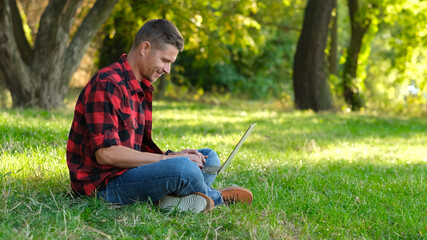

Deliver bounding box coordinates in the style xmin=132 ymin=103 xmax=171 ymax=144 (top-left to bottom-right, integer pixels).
xmin=202 ymin=123 xmax=256 ymax=174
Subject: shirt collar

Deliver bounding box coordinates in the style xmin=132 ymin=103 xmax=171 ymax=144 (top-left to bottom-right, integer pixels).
xmin=119 ymin=54 xmax=155 ymax=95
xmin=140 ymin=78 xmax=155 ymax=93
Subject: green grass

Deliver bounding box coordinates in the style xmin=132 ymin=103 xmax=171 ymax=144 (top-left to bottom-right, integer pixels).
xmin=1 ymin=100 xmax=426 ymax=239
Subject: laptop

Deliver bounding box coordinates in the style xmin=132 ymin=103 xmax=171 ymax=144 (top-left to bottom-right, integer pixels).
xmin=202 ymin=123 xmax=256 ymax=174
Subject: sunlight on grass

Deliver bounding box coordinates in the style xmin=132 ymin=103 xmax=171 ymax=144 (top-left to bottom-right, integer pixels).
xmin=1 ymin=101 xmax=426 ymax=239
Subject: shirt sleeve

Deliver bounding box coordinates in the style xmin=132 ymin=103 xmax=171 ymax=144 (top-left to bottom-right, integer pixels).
xmin=84 ymin=75 xmax=124 ymax=154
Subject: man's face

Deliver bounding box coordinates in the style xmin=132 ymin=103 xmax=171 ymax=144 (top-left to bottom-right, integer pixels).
xmin=139 ymin=43 xmax=179 ymax=83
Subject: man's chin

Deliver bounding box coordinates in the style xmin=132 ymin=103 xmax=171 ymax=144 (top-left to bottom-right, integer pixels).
xmin=144 ymin=77 xmax=157 ymax=83
xmin=143 ymin=73 xmax=162 ymax=83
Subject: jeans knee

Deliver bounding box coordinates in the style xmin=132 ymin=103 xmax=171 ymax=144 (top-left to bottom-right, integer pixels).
xmin=199 ymin=148 xmax=220 ymax=166
xmin=168 ymin=157 xmax=204 ymax=180
xmin=164 ymin=157 xmax=205 ymax=194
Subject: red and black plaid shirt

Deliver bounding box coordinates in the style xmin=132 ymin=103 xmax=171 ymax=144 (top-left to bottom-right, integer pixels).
xmin=67 ymin=54 xmax=163 ymax=196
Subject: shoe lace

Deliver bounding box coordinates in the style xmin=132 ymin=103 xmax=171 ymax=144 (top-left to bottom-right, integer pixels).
xmin=223 ymin=195 xmax=238 ymax=205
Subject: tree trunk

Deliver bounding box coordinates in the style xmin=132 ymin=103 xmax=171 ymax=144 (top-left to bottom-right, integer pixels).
xmin=328 ymin=0 xmax=338 ymax=76
xmin=342 ymin=0 xmax=371 ymax=110
xmin=0 ymin=0 xmax=118 ymax=109
xmin=0 ymin=71 xmax=9 ymax=107
xmin=0 ymin=0 xmax=33 ymax=106
xmin=293 ymin=0 xmax=334 ymax=111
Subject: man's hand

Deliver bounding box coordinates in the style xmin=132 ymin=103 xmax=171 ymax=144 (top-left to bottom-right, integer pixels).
xmin=169 ymin=149 xmax=207 ymax=168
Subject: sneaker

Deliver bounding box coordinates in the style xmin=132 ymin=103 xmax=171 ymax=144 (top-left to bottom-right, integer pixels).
xmin=219 ymin=186 xmax=253 ymax=205
xmin=158 ymin=192 xmax=214 ymax=213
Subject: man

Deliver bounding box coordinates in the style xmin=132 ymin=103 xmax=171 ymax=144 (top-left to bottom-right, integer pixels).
xmin=67 ymin=19 xmax=253 ymax=213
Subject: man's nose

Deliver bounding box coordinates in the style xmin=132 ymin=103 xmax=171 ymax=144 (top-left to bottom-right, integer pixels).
xmin=163 ymin=63 xmax=171 ymax=74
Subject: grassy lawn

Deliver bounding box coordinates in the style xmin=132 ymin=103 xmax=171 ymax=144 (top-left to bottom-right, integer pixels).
xmin=0 ymin=100 xmax=426 ymax=239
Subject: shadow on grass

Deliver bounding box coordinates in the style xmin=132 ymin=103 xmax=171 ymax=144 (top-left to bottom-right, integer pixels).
xmin=154 ymin=114 xmax=426 ymax=157
xmin=1 ymin=159 xmax=425 ymax=239
xmin=0 ymin=123 xmax=68 ymax=153
xmin=2 ymin=101 xmax=425 ymax=238
xmin=222 ymin=162 xmax=426 ymax=239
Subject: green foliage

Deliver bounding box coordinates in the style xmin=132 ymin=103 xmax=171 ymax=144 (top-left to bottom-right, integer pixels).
xmin=96 ymin=0 xmax=142 ymax=68
xmin=89 ymin=0 xmax=427 ymax=115
xmin=363 ymin=0 xmax=427 ymax=114
xmin=326 ymin=0 xmax=427 ymax=115
xmin=1 ymin=101 xmax=426 ymax=238
xmin=96 ymin=0 xmax=306 ymax=100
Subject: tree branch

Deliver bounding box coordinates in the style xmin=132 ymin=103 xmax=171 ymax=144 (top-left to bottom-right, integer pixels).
xmin=31 ymin=0 xmax=82 ymax=72
xmin=9 ymin=0 xmax=32 ymax=64
xmin=347 ymin=0 xmax=358 ymax=23
xmin=0 ymin=0 xmax=32 ymax=99
xmin=62 ymin=0 xmax=119 ymax=84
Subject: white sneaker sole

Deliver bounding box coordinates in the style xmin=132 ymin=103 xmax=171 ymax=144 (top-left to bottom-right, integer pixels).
xmin=158 ymin=193 xmax=209 ymax=213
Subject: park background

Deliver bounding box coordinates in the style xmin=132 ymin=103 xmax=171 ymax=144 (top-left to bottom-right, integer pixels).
xmin=0 ymin=0 xmax=426 ymax=239
xmin=0 ymin=0 xmax=426 ymax=114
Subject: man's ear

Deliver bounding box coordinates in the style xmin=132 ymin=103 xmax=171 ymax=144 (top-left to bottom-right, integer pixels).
xmin=140 ymin=41 xmax=151 ymax=55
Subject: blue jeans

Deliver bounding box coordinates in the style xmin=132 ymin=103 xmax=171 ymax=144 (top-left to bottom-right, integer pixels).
xmin=96 ymin=148 xmax=224 ymax=206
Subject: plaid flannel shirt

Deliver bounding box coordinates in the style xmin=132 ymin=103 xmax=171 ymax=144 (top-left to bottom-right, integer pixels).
xmin=66 ymin=54 xmax=163 ymax=196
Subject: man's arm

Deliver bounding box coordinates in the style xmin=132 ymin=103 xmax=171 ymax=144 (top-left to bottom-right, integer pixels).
xmin=95 ymin=146 xmax=206 ymax=168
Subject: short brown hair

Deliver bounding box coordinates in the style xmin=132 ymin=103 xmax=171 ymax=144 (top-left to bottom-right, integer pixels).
xmin=132 ymin=19 xmax=184 ymax=52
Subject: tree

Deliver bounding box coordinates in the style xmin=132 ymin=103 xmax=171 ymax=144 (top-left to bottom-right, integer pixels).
xmin=0 ymin=0 xmax=118 ymax=109
xmin=292 ymin=0 xmax=334 ymax=111
xmin=96 ymin=0 xmax=268 ymax=96
xmin=341 ymin=0 xmax=374 ymax=110
xmin=363 ymin=0 xmax=427 ymax=114
xmin=328 ymin=0 xmax=338 ymax=76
